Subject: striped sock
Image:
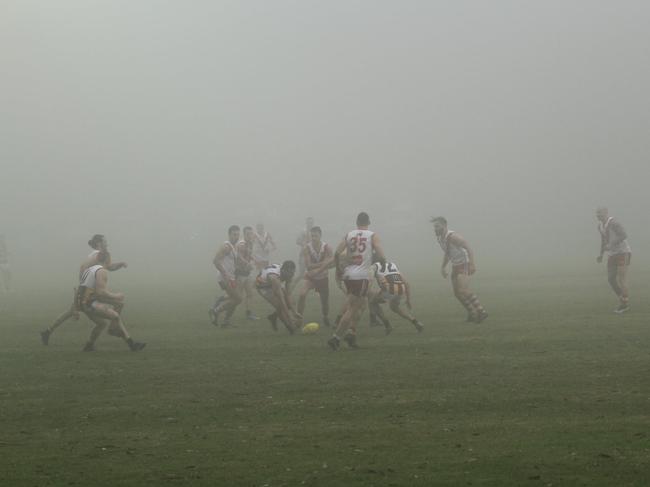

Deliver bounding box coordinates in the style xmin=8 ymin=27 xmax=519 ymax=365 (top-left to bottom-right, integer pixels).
xmin=468 ymin=294 xmax=484 ymax=313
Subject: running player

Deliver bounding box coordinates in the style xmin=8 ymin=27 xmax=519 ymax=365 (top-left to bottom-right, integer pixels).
xmin=256 ymin=261 xmax=301 ymax=333
xmin=210 ymin=225 xmax=243 ymax=327
xmin=326 ymin=212 xmax=386 ymax=350
xmin=253 ymin=223 xmax=276 ymax=270
xmin=293 ymin=217 xmax=315 ymax=289
xmin=0 ymin=235 xmax=11 ymax=293
xmin=76 ymin=263 xmax=145 ymax=352
xmin=596 ymin=207 xmax=632 ymax=313
xmin=298 ymin=226 xmax=333 ymax=327
xmin=368 ymin=260 xmax=424 ymax=334
xmin=431 ymin=217 xmax=488 ymax=323
xmin=235 ymin=226 xmax=259 ymax=321
xmin=40 ymin=235 xmax=128 ymax=345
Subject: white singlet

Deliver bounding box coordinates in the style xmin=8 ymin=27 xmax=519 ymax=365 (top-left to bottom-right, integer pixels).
xmin=372 ymin=261 xmax=402 ymax=282
xmin=218 ymin=241 xmax=238 ymax=283
xmin=306 ymin=241 xmax=329 ymax=280
xmin=253 ymin=232 xmax=273 ymax=262
xmin=256 ymin=264 xmax=282 ymax=288
xmin=437 ymin=230 xmax=468 ymax=266
xmin=79 ymin=264 xmax=103 ymax=290
xmin=343 ymin=229 xmax=374 ymax=280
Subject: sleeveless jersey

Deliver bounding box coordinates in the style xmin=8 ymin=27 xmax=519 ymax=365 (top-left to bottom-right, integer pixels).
xmin=218 ymin=241 xmax=238 ymax=282
xmin=372 ymin=261 xmax=406 ymax=295
xmin=256 ymin=264 xmax=282 ymax=288
xmin=598 ymin=217 xmax=631 ymax=256
xmin=437 ymin=230 xmax=468 ymax=266
xmin=235 ymin=239 xmax=254 ymax=276
xmin=343 ymin=229 xmax=374 ymax=280
xmin=77 ymin=264 xmax=103 ymax=307
xmin=253 ymin=232 xmax=272 ymax=261
xmin=306 ymin=241 xmax=329 ymax=280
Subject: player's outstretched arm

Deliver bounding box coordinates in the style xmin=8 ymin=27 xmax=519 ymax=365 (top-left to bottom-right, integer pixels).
xmin=213 ymin=245 xmax=230 ymax=277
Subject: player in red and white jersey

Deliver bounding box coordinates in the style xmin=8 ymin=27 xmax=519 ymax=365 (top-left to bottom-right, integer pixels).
xmin=210 ymin=225 xmax=243 ymax=327
xmin=256 ymin=261 xmax=301 ymax=333
xmin=431 ymin=217 xmax=488 ymax=323
xmin=298 ymin=226 xmax=333 ymax=327
xmin=596 ymin=207 xmax=632 ymax=313
xmin=325 ymin=212 xmax=386 ymax=350
xmin=253 ymin=223 xmax=276 ymax=271
xmin=292 ymin=217 xmax=315 ymax=291
xmin=368 ymin=260 xmax=423 ymax=334
xmin=40 ymin=234 xmax=128 ymax=345
xmin=235 ymin=226 xmax=260 ymax=321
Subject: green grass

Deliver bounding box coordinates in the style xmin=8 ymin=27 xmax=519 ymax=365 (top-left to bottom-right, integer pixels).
xmin=1 ymin=271 xmax=649 ymax=486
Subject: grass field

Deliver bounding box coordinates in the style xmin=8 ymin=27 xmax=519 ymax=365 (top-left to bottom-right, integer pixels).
xmin=1 ymin=271 xmax=649 ymax=486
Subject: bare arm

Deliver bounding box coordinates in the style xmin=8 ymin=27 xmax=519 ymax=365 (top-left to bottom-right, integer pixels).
xmin=270 ymin=276 xmax=291 ymax=317
xmin=212 ymin=244 xmax=231 ymax=278
xmin=371 ymin=234 xmax=386 ymax=264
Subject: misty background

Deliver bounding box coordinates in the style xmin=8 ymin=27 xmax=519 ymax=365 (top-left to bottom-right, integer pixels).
xmin=2 ymin=0 xmax=649 ymax=291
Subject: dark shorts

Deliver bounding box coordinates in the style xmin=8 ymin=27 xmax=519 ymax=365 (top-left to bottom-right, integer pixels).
xmin=305 ymin=277 xmax=329 ymax=294
xmin=344 ymin=279 xmax=369 ymax=297
xmin=608 ymin=253 xmax=631 ymax=267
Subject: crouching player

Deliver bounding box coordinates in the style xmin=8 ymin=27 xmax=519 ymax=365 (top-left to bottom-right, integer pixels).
xmin=76 ymin=264 xmax=145 ymax=352
xmin=256 ymin=261 xmax=301 ymax=334
xmin=368 ymin=261 xmax=423 ymax=334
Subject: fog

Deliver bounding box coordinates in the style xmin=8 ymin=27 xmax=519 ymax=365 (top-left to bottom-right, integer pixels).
xmin=2 ymin=0 xmax=649 ymax=289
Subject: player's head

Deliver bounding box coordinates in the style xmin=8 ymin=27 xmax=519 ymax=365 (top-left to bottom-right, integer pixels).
xmin=596 ymin=207 xmax=609 ymax=222
xmin=356 ymin=212 xmax=370 ymax=227
xmin=430 ymin=216 xmax=447 ymax=236
xmin=310 ymin=226 xmax=322 ymax=244
xmin=228 ymin=225 xmax=240 ymax=243
xmin=256 ymin=223 xmax=265 ymax=234
xmin=280 ymin=260 xmax=296 ymax=281
xmin=306 ymin=217 xmax=314 ymax=229
xmin=243 ymin=226 xmax=254 ymax=242
xmin=88 ymin=234 xmax=107 ymax=251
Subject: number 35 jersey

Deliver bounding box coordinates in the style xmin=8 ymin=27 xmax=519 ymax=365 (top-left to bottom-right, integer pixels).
xmin=343 ymin=229 xmax=375 ymax=280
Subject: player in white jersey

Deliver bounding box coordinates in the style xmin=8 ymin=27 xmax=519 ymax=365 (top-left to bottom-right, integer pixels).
xmin=210 ymin=225 xmax=243 ymax=327
xmin=298 ymin=226 xmax=333 ymax=327
xmin=293 ymin=217 xmax=315 ymax=291
xmin=41 ymin=234 xmax=128 ymax=345
xmin=431 ymin=217 xmax=488 ymax=323
xmin=256 ymin=261 xmax=301 ymax=333
xmin=253 ymin=223 xmax=276 ymax=271
xmin=75 ymin=263 xmax=145 ymax=352
xmin=368 ymin=260 xmax=423 ymax=334
xmin=596 ymin=207 xmax=632 ymax=313
xmin=324 ymin=212 xmax=386 ymax=350
xmin=235 ymin=226 xmax=260 ymax=321
xmin=0 ymin=234 xmax=11 ymax=293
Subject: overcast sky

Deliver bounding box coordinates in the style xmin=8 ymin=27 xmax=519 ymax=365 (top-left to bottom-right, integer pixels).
xmin=2 ymin=0 xmax=648 ymax=282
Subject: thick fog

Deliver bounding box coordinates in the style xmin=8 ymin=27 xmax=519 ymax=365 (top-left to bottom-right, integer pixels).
xmin=2 ymin=1 xmax=649 ymax=288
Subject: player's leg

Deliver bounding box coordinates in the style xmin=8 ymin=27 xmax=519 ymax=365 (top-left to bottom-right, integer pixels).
xmin=329 ymin=281 xmax=367 ymax=349
xmin=242 ymin=277 xmax=258 ymax=320
xmin=90 ymin=302 xmax=145 ymax=351
xmin=458 ymin=274 xmax=487 ymax=323
xmin=318 ymin=281 xmax=330 ymax=327
xmin=41 ymin=303 xmax=78 ymax=345
xmin=388 ymin=297 xmax=424 ymax=332
xmin=607 ymin=259 xmax=622 ymax=298
xmin=297 ymin=280 xmax=313 ymax=323
xmin=258 ymin=288 xmax=295 ymax=333
xmin=614 ymin=257 xmax=630 ymax=312
xmin=452 ymin=273 xmax=476 ymax=321
xmin=83 ymin=314 xmax=107 ymax=351
xmin=369 ymin=291 xmax=391 ymax=333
